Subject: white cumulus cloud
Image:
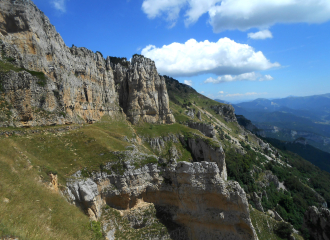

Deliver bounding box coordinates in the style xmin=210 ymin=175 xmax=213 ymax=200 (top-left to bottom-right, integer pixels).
xmin=219 ymin=91 xmax=224 ymax=94
xmin=141 ymin=38 xmax=279 ymax=77
xmin=52 ymin=0 xmax=66 ymax=12
xmin=142 ymin=0 xmax=186 ymax=26
xmin=142 ymin=0 xmax=330 ymax=32
xmin=184 ymin=80 xmax=193 ymax=86
xmin=204 ymin=72 xmax=273 ymax=84
xmin=248 ymin=30 xmax=273 ymax=40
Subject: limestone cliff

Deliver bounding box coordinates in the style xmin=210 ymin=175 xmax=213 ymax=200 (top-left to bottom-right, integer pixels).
xmin=66 ymin=160 xmax=258 ymax=240
xmin=0 ymin=0 xmax=174 ymax=126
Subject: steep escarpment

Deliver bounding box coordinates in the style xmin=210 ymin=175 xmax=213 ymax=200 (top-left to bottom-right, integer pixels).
xmin=0 ymin=0 xmax=174 ymax=126
xmin=66 ymin=159 xmax=258 ymax=240
xmin=113 ymin=56 xmax=175 ymax=124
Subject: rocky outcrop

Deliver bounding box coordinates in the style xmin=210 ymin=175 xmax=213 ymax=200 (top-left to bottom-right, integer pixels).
xmin=252 ymin=192 xmax=264 ymax=212
xmin=196 ymin=110 xmax=202 ymax=120
xmin=185 ymin=108 xmax=195 ymax=119
xmin=66 ymin=177 xmax=101 ymax=221
xmin=303 ymin=206 xmax=330 ymax=240
xmin=66 ymin=161 xmax=258 ymax=240
xmin=257 ymin=170 xmax=280 ymax=189
xmin=142 ymin=134 xmax=179 ymax=152
xmin=274 ymin=211 xmax=284 ymax=222
xmin=187 ymin=121 xmax=216 ymax=138
xmin=180 ymin=135 xmax=227 ymax=180
xmin=0 ymin=0 xmax=174 ymax=126
xmin=211 ymin=104 xmax=237 ymax=122
xmin=113 ymin=56 xmax=175 ymax=124
xmin=0 ymin=70 xmax=69 ymax=126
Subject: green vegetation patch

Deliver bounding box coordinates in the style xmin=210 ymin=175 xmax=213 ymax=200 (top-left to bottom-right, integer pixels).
xmin=250 ymin=207 xmax=304 ymax=240
xmin=1 ymin=117 xmax=133 ymax=185
xmin=0 ymin=59 xmax=47 ymax=84
xmin=0 ymin=142 xmax=96 ymax=240
xmin=102 ymin=204 xmax=171 ymax=240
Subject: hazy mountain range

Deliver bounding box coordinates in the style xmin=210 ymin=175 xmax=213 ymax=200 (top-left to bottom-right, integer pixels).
xmin=216 ymin=93 xmax=330 ymax=153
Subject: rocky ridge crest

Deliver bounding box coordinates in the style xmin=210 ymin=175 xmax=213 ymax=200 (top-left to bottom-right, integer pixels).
xmin=0 ymin=0 xmax=174 ymax=126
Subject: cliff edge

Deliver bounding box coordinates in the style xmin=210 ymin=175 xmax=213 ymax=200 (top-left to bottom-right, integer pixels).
xmin=0 ymin=0 xmax=174 ymax=126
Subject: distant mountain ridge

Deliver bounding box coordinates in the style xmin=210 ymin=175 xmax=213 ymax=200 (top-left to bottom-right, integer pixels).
xmin=217 ymin=93 xmax=330 ymax=153
xmin=233 ymin=93 xmax=330 ymax=120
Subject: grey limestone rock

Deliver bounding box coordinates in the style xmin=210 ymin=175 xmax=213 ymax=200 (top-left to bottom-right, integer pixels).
xmin=267 ymin=210 xmax=275 ymax=218
xmin=180 ymin=135 xmax=227 ymax=180
xmin=65 ymin=161 xmax=258 ymax=240
xmin=188 ymin=121 xmax=216 ymax=138
xmin=197 ymin=110 xmax=202 ymax=120
xmin=66 ymin=177 xmax=101 ymax=220
xmin=0 ymin=0 xmax=174 ymax=126
xmin=211 ymin=104 xmax=237 ymax=122
xmin=143 ymin=134 xmax=179 ymax=152
xmin=303 ymin=206 xmax=330 ymax=240
xmin=274 ymin=211 xmax=284 ymax=221
xmin=256 ymin=170 xmax=280 ymax=189
xmin=185 ymin=108 xmax=195 ymax=118
xmin=252 ymin=192 xmax=264 ymax=212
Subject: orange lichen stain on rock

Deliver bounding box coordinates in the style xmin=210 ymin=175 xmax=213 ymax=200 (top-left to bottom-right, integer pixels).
xmin=46 ymin=53 xmax=52 ymax=62
xmin=28 ymin=44 xmax=36 ymax=54
xmin=49 ymin=173 xmax=58 ymax=193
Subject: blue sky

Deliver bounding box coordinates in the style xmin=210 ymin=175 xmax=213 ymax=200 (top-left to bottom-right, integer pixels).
xmin=33 ymin=0 xmax=330 ymax=103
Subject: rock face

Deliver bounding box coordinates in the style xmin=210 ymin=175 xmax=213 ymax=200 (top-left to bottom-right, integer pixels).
xmin=303 ymin=206 xmax=330 ymax=240
xmin=66 ymin=161 xmax=258 ymax=240
xmin=180 ymin=135 xmax=227 ymax=180
xmin=0 ymin=0 xmax=174 ymax=126
xmin=196 ymin=110 xmax=202 ymax=120
xmin=113 ymin=56 xmax=175 ymax=124
xmin=211 ymin=104 xmax=237 ymax=122
xmin=142 ymin=134 xmax=179 ymax=152
xmin=256 ymin=170 xmax=280 ymax=189
xmin=185 ymin=108 xmax=195 ymax=119
xmin=187 ymin=121 xmax=216 ymax=138
xmin=252 ymin=192 xmax=264 ymax=213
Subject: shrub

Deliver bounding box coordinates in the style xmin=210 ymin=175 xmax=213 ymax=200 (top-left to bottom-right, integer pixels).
xmin=89 ymin=221 xmax=103 ymax=240
xmin=274 ymin=222 xmax=293 ymax=239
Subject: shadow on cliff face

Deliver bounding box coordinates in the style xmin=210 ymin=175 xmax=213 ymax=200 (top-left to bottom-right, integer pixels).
xmin=155 ymin=205 xmax=189 ymax=240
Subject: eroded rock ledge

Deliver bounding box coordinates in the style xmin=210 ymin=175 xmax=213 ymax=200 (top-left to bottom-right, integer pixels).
xmin=65 ymin=161 xmax=258 ymax=240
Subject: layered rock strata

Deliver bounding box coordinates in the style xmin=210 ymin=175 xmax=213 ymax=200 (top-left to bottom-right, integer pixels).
xmin=66 ymin=161 xmax=258 ymax=240
xmin=0 ymin=0 xmax=174 ymax=126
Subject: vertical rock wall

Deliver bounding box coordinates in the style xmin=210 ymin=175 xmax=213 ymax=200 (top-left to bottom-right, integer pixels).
xmin=0 ymin=0 xmax=174 ymax=126
xmin=66 ymin=161 xmax=258 ymax=240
